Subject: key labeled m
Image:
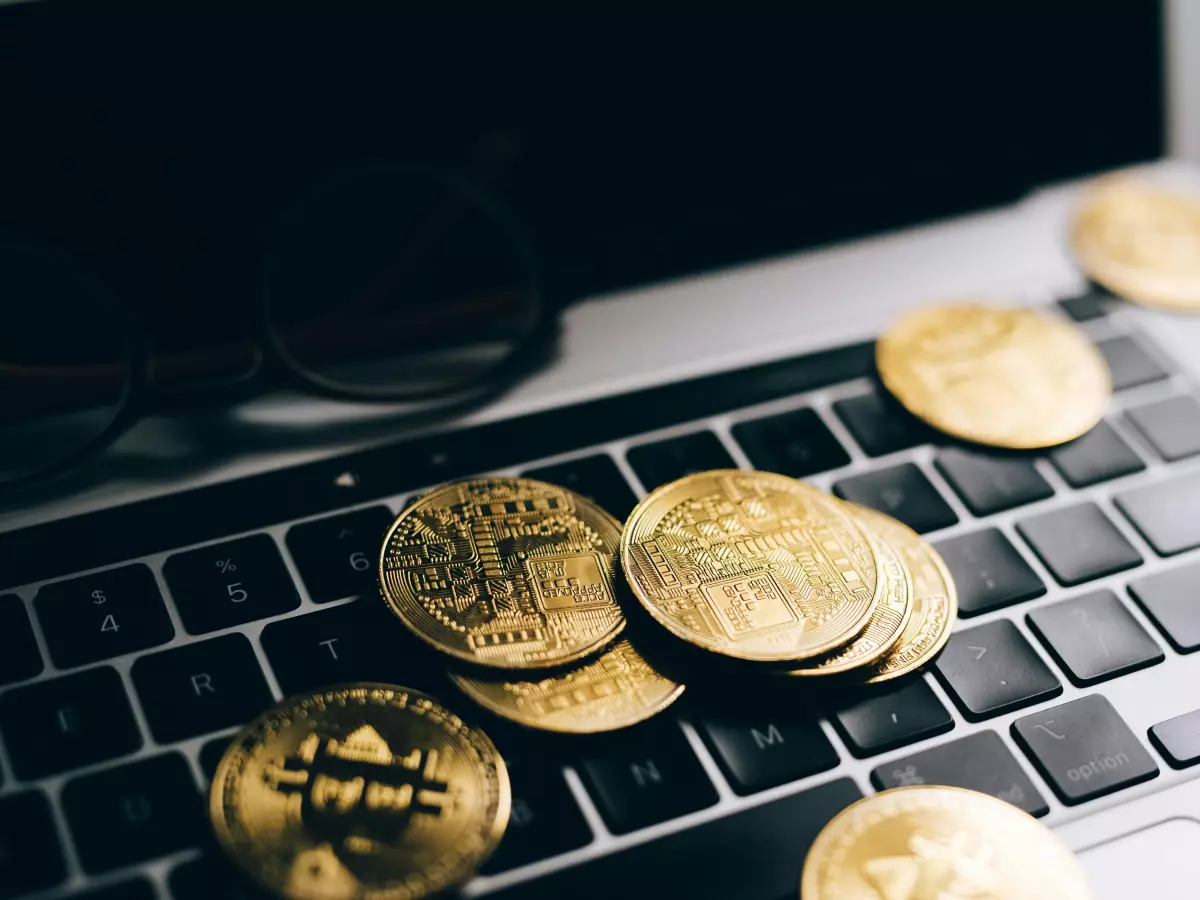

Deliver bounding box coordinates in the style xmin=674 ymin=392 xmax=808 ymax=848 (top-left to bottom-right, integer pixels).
xmin=751 ymin=724 xmax=784 ymax=750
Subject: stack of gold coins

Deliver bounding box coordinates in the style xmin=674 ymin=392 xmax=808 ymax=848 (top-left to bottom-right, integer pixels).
xmin=619 ymin=469 xmax=957 ymax=684
xmin=801 ymin=785 xmax=1095 ymax=899
xmin=379 ymin=477 xmax=685 ymax=734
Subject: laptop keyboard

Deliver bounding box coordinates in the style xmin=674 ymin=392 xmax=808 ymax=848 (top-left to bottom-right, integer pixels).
xmin=3 ymin=294 xmax=1200 ymax=899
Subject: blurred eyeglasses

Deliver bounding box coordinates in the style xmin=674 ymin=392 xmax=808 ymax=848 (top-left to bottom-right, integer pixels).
xmin=0 ymin=162 xmax=545 ymax=494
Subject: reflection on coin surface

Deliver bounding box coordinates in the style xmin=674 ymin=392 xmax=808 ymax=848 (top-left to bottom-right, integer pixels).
xmin=784 ymin=505 xmax=912 ymax=677
xmin=380 ymin=478 xmax=625 ymax=669
xmin=1072 ymin=180 xmax=1200 ymax=309
xmin=801 ymin=786 xmax=1094 ymax=900
xmin=450 ymin=639 xmax=684 ymax=733
xmin=877 ymin=304 xmax=1110 ymax=448
xmin=210 ymin=684 xmax=509 ymax=900
xmin=621 ymin=470 xmax=880 ymax=663
xmin=860 ymin=508 xmax=957 ymax=684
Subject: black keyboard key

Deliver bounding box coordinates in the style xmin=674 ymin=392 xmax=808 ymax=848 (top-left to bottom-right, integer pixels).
xmin=1059 ymin=291 xmax=1111 ymax=322
xmin=626 ymin=431 xmax=736 ymax=491
xmin=1048 ymin=421 xmax=1145 ymax=488
xmin=0 ymin=666 xmax=141 ymax=779
xmin=934 ymin=528 xmax=1046 ymax=616
xmin=1017 ymin=502 xmax=1142 ymax=585
xmin=286 ymin=506 xmax=394 ymax=604
xmin=482 ymin=757 xmax=592 ymax=873
xmin=1097 ymin=334 xmax=1170 ymax=390
xmin=832 ymin=391 xmax=935 ymax=457
xmin=200 ymin=734 xmax=236 ymax=782
xmin=488 ymin=778 xmax=862 ymax=900
xmin=63 ymin=753 xmax=204 ymax=874
xmin=833 ymin=678 xmax=954 ymax=758
xmin=697 ymin=711 xmax=840 ymax=794
xmin=164 ymin=534 xmax=299 ymax=635
xmin=1127 ymin=395 xmax=1200 ymax=461
xmin=578 ymin=725 xmax=718 ymax=834
xmin=832 ymin=462 xmax=958 ymax=534
xmin=1026 ymin=589 xmax=1163 ymax=686
xmin=131 ymin=633 xmax=273 ymax=743
xmin=871 ymin=730 xmax=1048 ymax=817
xmin=1012 ymin=694 xmax=1158 ymax=804
xmin=0 ymin=791 xmax=65 ymax=898
xmin=1116 ymin=471 xmax=1200 ymax=556
xmin=1129 ymin=562 xmax=1200 ymax=652
xmin=0 ymin=593 xmax=42 ymax=686
xmin=1149 ymin=709 xmax=1200 ymax=769
xmin=731 ymin=408 xmax=850 ymax=478
xmin=68 ymin=879 xmax=156 ymax=900
xmin=934 ymin=447 xmax=1054 ymax=516
xmin=35 ymin=564 xmax=174 ymax=668
xmin=169 ymin=857 xmax=272 ymax=900
xmin=261 ymin=601 xmax=413 ymax=696
xmin=934 ymin=619 xmax=1061 ymax=720
xmin=523 ymin=455 xmax=639 ymax=520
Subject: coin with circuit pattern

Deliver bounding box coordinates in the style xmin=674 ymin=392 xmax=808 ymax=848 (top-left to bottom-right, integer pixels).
xmin=1072 ymin=179 xmax=1200 ymax=310
xmin=783 ymin=503 xmax=912 ymax=678
xmin=800 ymin=785 xmax=1094 ymax=900
xmin=621 ymin=469 xmax=881 ymax=664
xmin=380 ymin=478 xmax=626 ymax=670
xmin=210 ymin=684 xmax=510 ymax=900
xmin=876 ymin=303 xmax=1111 ymax=448
xmin=859 ymin=508 xmax=957 ymax=684
xmin=450 ymin=638 xmax=684 ymax=733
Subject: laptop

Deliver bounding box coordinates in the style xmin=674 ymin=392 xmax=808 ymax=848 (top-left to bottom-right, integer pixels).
xmin=1 ymin=7 xmax=1198 ymax=899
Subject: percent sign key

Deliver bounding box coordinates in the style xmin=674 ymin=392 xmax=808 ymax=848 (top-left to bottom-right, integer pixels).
xmin=163 ymin=535 xmax=300 ymax=634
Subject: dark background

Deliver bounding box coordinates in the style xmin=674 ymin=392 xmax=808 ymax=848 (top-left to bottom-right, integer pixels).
xmin=0 ymin=8 xmax=1164 ymax=387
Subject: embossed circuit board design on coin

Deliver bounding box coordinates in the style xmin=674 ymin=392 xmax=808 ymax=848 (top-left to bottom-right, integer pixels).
xmin=450 ymin=639 xmax=684 ymax=733
xmin=622 ymin=470 xmax=880 ymax=663
xmin=380 ymin=478 xmax=625 ymax=669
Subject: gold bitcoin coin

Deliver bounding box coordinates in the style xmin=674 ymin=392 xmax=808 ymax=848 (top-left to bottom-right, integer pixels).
xmin=1072 ymin=179 xmax=1200 ymax=310
xmin=861 ymin=509 xmax=957 ymax=684
xmin=784 ymin=504 xmax=912 ymax=677
xmin=210 ymin=684 xmax=510 ymax=900
xmin=800 ymin=785 xmax=1094 ymax=900
xmin=450 ymin=638 xmax=684 ymax=733
xmin=621 ymin=470 xmax=880 ymax=664
xmin=380 ymin=478 xmax=626 ymax=670
xmin=877 ymin=303 xmax=1110 ymax=448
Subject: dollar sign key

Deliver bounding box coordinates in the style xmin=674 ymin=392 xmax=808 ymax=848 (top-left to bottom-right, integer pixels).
xmin=91 ymin=590 xmax=106 ymax=604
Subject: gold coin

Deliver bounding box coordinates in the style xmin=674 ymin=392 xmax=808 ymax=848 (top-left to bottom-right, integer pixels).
xmin=1072 ymin=179 xmax=1200 ymax=310
xmin=861 ymin=509 xmax=957 ymax=684
xmin=876 ymin=303 xmax=1110 ymax=448
xmin=800 ymin=785 xmax=1094 ymax=900
xmin=783 ymin=504 xmax=912 ymax=677
xmin=450 ymin=638 xmax=684 ymax=733
xmin=210 ymin=684 xmax=510 ymax=900
xmin=380 ymin=478 xmax=626 ymax=670
xmin=621 ymin=469 xmax=880 ymax=664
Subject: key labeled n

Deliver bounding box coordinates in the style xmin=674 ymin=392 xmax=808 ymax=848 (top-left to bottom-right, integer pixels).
xmin=630 ymin=760 xmax=662 ymax=787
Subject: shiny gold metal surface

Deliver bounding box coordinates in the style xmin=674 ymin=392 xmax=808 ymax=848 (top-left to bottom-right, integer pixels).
xmin=1072 ymin=180 xmax=1200 ymax=310
xmin=210 ymin=684 xmax=510 ymax=900
xmin=450 ymin=638 xmax=684 ymax=733
xmin=861 ymin=509 xmax=957 ymax=684
xmin=877 ymin=303 xmax=1110 ymax=449
xmin=801 ymin=786 xmax=1094 ymax=900
xmin=621 ymin=470 xmax=880 ymax=663
xmin=784 ymin=504 xmax=911 ymax=677
xmin=380 ymin=478 xmax=625 ymax=670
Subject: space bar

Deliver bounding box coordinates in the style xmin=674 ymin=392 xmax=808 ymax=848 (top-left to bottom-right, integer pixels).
xmin=485 ymin=778 xmax=862 ymax=900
